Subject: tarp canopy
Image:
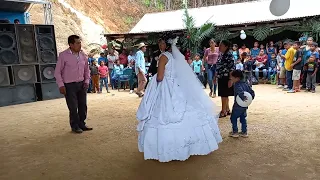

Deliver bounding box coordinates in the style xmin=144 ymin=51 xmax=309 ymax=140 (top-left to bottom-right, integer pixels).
xmin=130 ymin=0 xmax=320 ymax=34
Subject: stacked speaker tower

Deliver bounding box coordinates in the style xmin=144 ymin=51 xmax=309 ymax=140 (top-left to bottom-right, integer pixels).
xmin=0 ymin=24 xmax=63 ymax=107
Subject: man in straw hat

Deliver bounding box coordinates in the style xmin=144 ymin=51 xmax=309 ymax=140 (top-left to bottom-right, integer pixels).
xmin=135 ymin=42 xmax=148 ymax=97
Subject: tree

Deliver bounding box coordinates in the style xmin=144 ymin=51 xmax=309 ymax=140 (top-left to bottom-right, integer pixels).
xmin=142 ymin=0 xmax=257 ymax=10
xmin=181 ymin=4 xmax=215 ymax=55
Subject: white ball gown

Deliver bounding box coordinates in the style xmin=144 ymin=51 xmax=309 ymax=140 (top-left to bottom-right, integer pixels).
xmin=136 ymin=40 xmax=222 ymax=162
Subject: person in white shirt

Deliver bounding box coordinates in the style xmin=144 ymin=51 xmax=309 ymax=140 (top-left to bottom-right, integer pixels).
xmin=107 ymin=49 xmax=119 ymax=89
xmin=235 ymin=60 xmax=244 ymax=71
xmin=128 ymin=50 xmax=136 ymax=64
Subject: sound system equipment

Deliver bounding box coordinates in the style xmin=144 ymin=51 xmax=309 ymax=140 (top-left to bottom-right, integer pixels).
xmin=41 ymin=83 xmax=63 ymax=100
xmin=0 ymin=24 xmax=62 ymax=107
xmin=13 ymin=65 xmax=37 ymax=85
xmin=0 ymin=84 xmax=36 ymax=107
xmin=15 ymin=24 xmax=38 ymax=64
xmin=39 ymin=64 xmax=56 ymax=83
xmin=35 ymin=25 xmax=57 ymax=64
xmin=0 ymin=24 xmax=19 ymax=65
xmin=0 ymin=66 xmax=11 ymax=86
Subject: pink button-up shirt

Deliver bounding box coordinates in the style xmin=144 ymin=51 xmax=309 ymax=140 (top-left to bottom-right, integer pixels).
xmin=54 ymin=49 xmax=90 ymax=88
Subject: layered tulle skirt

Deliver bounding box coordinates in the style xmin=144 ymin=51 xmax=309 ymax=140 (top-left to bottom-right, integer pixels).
xmin=136 ymin=75 xmax=222 ymax=162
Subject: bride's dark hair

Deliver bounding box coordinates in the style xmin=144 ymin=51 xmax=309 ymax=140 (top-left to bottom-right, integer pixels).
xmin=157 ymin=37 xmax=171 ymax=51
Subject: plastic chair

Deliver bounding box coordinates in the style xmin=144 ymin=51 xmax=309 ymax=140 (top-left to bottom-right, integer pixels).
xmin=117 ymin=68 xmax=133 ymax=91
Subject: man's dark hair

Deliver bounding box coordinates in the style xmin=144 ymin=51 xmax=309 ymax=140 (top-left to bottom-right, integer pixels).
xmin=312 ymin=42 xmax=318 ymax=47
xmin=231 ymin=69 xmax=244 ymax=79
xmin=283 ymin=41 xmax=293 ymax=45
xmin=68 ymin=35 xmax=80 ymax=45
xmin=14 ymin=19 xmax=20 ymax=23
xmin=294 ymin=41 xmax=301 ymax=46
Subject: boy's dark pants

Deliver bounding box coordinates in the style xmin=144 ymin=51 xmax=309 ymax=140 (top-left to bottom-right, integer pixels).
xmin=230 ymin=108 xmax=247 ymax=133
xmin=244 ymin=71 xmax=253 ymax=87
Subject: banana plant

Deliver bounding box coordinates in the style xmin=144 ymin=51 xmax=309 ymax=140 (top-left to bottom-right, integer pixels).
xmin=181 ymin=5 xmax=215 ymax=56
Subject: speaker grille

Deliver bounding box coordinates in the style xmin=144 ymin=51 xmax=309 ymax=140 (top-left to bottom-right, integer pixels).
xmin=40 ymin=64 xmax=56 ymax=82
xmin=0 ymin=66 xmax=10 ymax=86
xmin=15 ymin=25 xmax=37 ymax=64
xmin=41 ymin=83 xmax=63 ymax=100
xmin=13 ymin=65 xmax=37 ymax=85
xmin=0 ymin=84 xmax=36 ymax=107
xmin=35 ymin=25 xmax=57 ymax=64
xmin=0 ymin=24 xmax=19 ymax=65
xmin=0 ymin=86 xmax=14 ymax=107
xmin=14 ymin=84 xmax=36 ymax=103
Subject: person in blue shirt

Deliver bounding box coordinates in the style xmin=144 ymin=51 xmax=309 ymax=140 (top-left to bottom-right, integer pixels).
xmin=192 ymin=53 xmax=204 ymax=82
xmin=266 ymin=41 xmax=277 ymax=65
xmin=111 ymin=59 xmax=124 ymax=89
xmin=229 ymin=70 xmax=255 ymax=138
xmin=242 ymin=53 xmax=254 ymax=87
xmin=260 ymin=44 xmax=267 ymax=55
xmin=97 ymin=52 xmax=106 ymax=64
xmin=301 ymin=37 xmax=315 ymax=89
xmin=250 ymin=42 xmax=260 ymax=60
xmin=135 ymin=42 xmax=147 ymax=97
xmin=268 ymin=53 xmax=277 ymax=81
xmin=87 ymin=54 xmax=95 ymax=65
xmin=231 ymin=44 xmax=239 ymax=62
xmin=305 ymin=43 xmax=319 ymax=61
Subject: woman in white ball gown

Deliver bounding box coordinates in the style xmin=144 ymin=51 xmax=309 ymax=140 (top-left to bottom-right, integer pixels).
xmin=136 ymin=37 xmax=222 ymax=162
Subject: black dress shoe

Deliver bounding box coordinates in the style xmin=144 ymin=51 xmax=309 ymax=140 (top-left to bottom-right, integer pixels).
xmin=72 ymin=128 xmax=83 ymax=133
xmin=81 ymin=126 xmax=93 ymax=131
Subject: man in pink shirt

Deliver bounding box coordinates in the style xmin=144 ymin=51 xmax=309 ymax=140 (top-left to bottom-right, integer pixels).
xmin=54 ymin=35 xmax=92 ymax=134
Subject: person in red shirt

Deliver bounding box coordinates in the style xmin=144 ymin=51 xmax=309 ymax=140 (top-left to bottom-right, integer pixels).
xmin=119 ymin=49 xmax=128 ymax=67
xmin=185 ymin=48 xmax=191 ymax=60
xmin=98 ymin=61 xmax=110 ymax=93
xmin=254 ymin=49 xmax=268 ymax=81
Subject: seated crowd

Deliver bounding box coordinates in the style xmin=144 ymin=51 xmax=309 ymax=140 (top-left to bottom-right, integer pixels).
xmin=188 ymin=38 xmax=320 ymax=93
xmin=86 ymin=37 xmax=320 ymax=95
xmin=86 ymin=47 xmax=151 ymax=94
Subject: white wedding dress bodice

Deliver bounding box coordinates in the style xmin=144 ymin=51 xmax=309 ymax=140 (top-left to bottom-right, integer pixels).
xmin=136 ymin=51 xmax=222 ymax=163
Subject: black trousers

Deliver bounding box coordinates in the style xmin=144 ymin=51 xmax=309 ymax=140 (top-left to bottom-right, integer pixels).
xmin=65 ymin=81 xmax=87 ymax=129
xmin=302 ymin=70 xmax=307 ymax=88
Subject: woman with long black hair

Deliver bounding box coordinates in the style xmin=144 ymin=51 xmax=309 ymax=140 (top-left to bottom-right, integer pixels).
xmin=215 ymin=40 xmax=235 ymax=118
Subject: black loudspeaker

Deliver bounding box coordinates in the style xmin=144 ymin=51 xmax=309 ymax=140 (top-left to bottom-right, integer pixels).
xmin=41 ymin=83 xmax=63 ymax=100
xmin=15 ymin=24 xmax=37 ymax=64
xmin=40 ymin=64 xmax=56 ymax=83
xmin=13 ymin=65 xmax=37 ymax=85
xmin=0 ymin=66 xmax=11 ymax=86
xmin=35 ymin=25 xmax=57 ymax=64
xmin=0 ymin=24 xmax=19 ymax=65
xmin=0 ymin=84 xmax=36 ymax=107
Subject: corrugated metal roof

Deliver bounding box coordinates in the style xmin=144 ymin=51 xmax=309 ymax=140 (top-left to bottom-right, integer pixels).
xmin=130 ymin=0 xmax=320 ymax=34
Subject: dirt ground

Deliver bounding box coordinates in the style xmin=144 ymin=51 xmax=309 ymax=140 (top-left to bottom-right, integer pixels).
xmin=1 ymin=85 xmax=320 ymax=180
